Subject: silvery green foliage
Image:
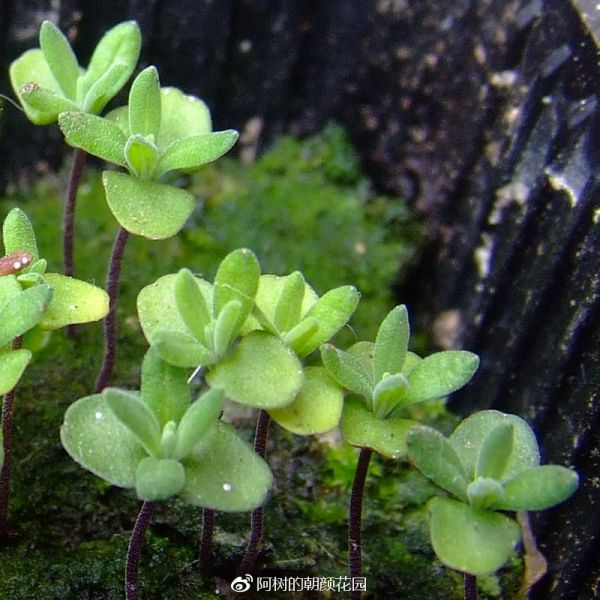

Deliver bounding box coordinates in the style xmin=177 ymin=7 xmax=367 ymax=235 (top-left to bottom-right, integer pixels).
xmin=58 ymin=67 xmax=238 ymax=239
xmin=61 ymin=347 xmax=272 ymax=510
xmin=10 ymin=20 xmax=141 ymax=124
xmin=321 ymin=305 xmax=479 ymax=458
xmin=406 ymin=410 xmax=579 ymax=575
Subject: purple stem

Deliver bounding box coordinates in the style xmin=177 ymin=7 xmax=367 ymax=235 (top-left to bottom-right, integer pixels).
xmin=199 ymin=507 xmax=215 ymax=575
xmin=94 ymin=226 xmax=130 ymax=393
xmin=125 ymin=501 xmax=156 ymax=600
xmin=0 ymin=337 xmax=23 ymax=541
xmin=464 ymin=573 xmax=478 ymax=600
xmin=65 ymin=149 xmax=88 ymax=337
xmin=348 ymin=447 xmax=373 ymax=600
xmin=236 ymin=409 xmax=271 ymax=576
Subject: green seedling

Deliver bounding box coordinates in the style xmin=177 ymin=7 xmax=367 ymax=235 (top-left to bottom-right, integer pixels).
xmin=0 ymin=207 xmax=109 ymax=537
xmin=321 ymin=304 xmax=479 ymax=598
xmin=58 ymin=66 xmax=238 ymax=393
xmin=10 ymin=20 xmax=142 ymax=283
xmin=406 ymin=410 xmax=579 ymax=596
xmin=59 ymin=65 xmax=238 ymax=240
xmin=138 ymin=249 xmax=304 ymax=410
xmin=61 ymin=346 xmax=272 ymax=599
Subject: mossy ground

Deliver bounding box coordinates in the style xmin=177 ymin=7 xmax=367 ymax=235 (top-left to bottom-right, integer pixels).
xmin=0 ymin=127 xmax=523 ymax=598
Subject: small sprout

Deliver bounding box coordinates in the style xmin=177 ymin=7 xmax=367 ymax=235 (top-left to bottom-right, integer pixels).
xmin=59 ymin=66 xmax=239 ymax=240
xmin=10 ymin=20 xmax=141 ymax=124
xmin=406 ymin=410 xmax=579 ymax=576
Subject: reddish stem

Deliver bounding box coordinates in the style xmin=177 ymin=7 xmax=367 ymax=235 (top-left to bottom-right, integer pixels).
xmin=464 ymin=573 xmax=478 ymax=600
xmin=348 ymin=447 xmax=372 ymax=600
xmin=237 ymin=410 xmax=270 ymax=576
xmin=94 ymin=226 xmax=130 ymax=393
xmin=199 ymin=507 xmax=215 ymax=575
xmin=125 ymin=501 xmax=156 ymax=600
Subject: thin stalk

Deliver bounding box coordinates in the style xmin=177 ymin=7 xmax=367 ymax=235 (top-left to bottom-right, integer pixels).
xmin=94 ymin=226 xmax=130 ymax=393
xmin=125 ymin=501 xmax=157 ymax=600
xmin=63 ymin=148 xmax=87 ymax=279
xmin=64 ymin=148 xmax=88 ymax=337
xmin=464 ymin=573 xmax=477 ymax=600
xmin=348 ymin=447 xmax=373 ymax=600
xmin=0 ymin=337 xmax=23 ymax=541
xmin=199 ymin=507 xmax=215 ymax=576
xmin=237 ymin=409 xmax=270 ymax=576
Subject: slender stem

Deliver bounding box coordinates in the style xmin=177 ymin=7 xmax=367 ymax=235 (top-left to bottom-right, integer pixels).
xmin=0 ymin=337 xmax=23 ymax=541
xmin=125 ymin=501 xmax=156 ymax=600
xmin=463 ymin=573 xmax=477 ymax=600
xmin=94 ymin=226 xmax=130 ymax=393
xmin=199 ymin=507 xmax=215 ymax=575
xmin=348 ymin=447 xmax=372 ymax=600
xmin=237 ymin=410 xmax=271 ymax=576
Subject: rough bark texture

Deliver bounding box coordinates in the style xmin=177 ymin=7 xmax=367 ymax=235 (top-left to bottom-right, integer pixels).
xmin=0 ymin=1 xmax=598 ymax=598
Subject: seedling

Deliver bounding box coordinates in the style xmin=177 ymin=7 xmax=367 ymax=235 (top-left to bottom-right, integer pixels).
xmin=321 ymin=304 xmax=479 ymax=598
xmin=61 ymin=346 xmax=272 ymax=599
xmin=58 ymin=66 xmax=238 ymax=391
xmin=406 ymin=410 xmax=579 ymax=599
xmin=0 ymin=208 xmax=108 ymax=537
xmin=10 ymin=20 xmax=141 ymax=282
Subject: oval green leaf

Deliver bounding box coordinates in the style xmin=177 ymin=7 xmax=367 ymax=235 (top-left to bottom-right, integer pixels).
xmin=206 ymin=331 xmax=303 ymax=409
xmin=3 ymin=207 xmax=39 ymax=263
xmin=0 ymin=284 xmax=52 ymax=347
xmin=39 ymin=21 xmax=79 ymax=100
xmin=135 ymin=456 xmax=185 ymax=501
xmin=102 ymin=171 xmax=196 ymax=239
xmin=269 ymin=367 xmax=343 ymax=435
xmin=152 ymin=329 xmax=215 ymax=368
xmin=128 ymin=66 xmax=161 ymax=138
xmin=321 ymin=344 xmax=374 ymax=401
xmin=373 ymin=304 xmax=410 ymax=382
xmin=428 ymin=496 xmax=521 ymax=576
xmin=181 ymin=421 xmax=272 ymax=511
xmin=60 ymin=394 xmax=146 ymax=488
xmin=0 ymin=349 xmax=32 ymax=395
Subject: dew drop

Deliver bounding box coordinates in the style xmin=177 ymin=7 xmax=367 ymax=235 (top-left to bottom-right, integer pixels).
xmin=95 ymin=411 xmax=103 ymax=420
xmin=223 ymin=483 xmax=233 ymax=492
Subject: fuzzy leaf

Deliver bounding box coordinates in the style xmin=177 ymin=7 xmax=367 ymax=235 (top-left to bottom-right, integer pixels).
xmin=82 ymin=21 xmax=141 ymax=99
xmin=155 ymin=130 xmax=238 ymax=176
xmin=124 ymin=134 xmax=159 ymax=179
xmin=405 ymin=351 xmax=479 ymax=403
xmin=493 ymin=466 xmax=579 ymax=511
xmin=60 ymin=394 xmax=146 ymax=488
xmin=83 ymin=61 xmax=130 ymax=114
xmin=213 ymin=248 xmax=260 ymax=330
xmin=467 ymin=478 xmax=506 ymax=509
xmin=152 ymin=329 xmax=215 ymax=368
xmin=206 ymin=331 xmax=303 ymax=409
xmin=140 ymin=346 xmax=191 ymax=427
xmin=156 ymin=88 xmax=212 ymax=150
xmin=321 ymin=344 xmax=373 ymax=400
xmin=0 ymin=349 xmax=32 ymax=395
xmin=0 ymin=276 xmax=23 ymax=312
xmin=39 ymin=21 xmax=79 ymax=100
xmin=341 ymin=396 xmax=417 ymax=459
xmin=406 ymin=425 xmax=470 ymax=499
xmin=40 ymin=273 xmax=109 ymax=329
xmin=273 ymin=271 xmax=305 ymax=333
xmin=135 ymin=457 xmax=185 ymax=501
xmin=138 ymin=274 xmax=213 ymax=342
xmin=103 ymin=388 xmax=162 ymax=457
xmin=269 ymin=367 xmax=343 ymax=435
xmin=20 ymin=82 xmax=78 ymax=115
xmin=181 ymin=422 xmax=272 ymax=511
xmin=9 ymin=48 xmax=61 ymax=124
xmin=174 ymin=269 xmax=212 ymax=345
xmin=449 ymin=410 xmax=540 ymax=481
xmin=2 ymin=208 xmax=39 ymax=263
xmin=285 ymin=317 xmax=320 ymax=354
xmin=172 ymin=388 xmax=224 ymax=460
xmin=102 ymin=171 xmax=196 ymax=239
xmin=0 ymin=284 xmax=52 ymax=347
xmin=295 ymin=285 xmax=359 ymax=357
xmin=59 ymin=112 xmax=127 ymax=166
xmin=373 ymin=304 xmax=409 ymax=382
xmin=128 ymin=66 xmax=161 ymax=138
xmin=476 ymin=423 xmax=514 ymax=481
xmin=213 ymin=300 xmax=242 ymax=357
xmin=428 ymin=496 xmax=521 ymax=576
xmin=372 ymin=372 xmax=409 ymax=418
